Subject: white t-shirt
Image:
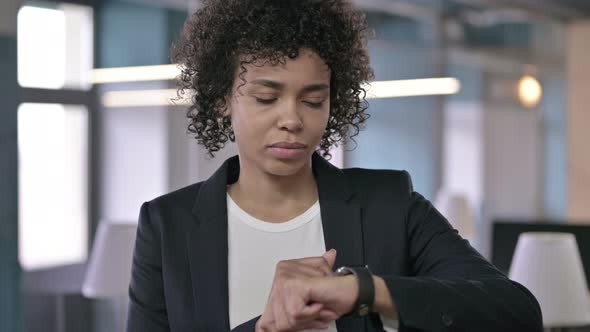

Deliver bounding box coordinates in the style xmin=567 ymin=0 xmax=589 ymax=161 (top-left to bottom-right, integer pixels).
xmin=227 ymin=194 xmax=397 ymax=331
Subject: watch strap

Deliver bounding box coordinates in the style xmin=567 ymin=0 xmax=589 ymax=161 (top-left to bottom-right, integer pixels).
xmin=335 ymin=266 xmax=375 ymax=317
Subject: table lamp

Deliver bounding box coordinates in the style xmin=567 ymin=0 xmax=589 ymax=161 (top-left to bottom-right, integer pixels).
xmin=82 ymin=221 xmax=137 ymax=331
xmin=434 ymin=191 xmax=476 ymax=243
xmin=509 ymin=232 xmax=590 ymax=330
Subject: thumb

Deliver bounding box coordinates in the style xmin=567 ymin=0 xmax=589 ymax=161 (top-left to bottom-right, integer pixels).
xmin=322 ymin=249 xmax=337 ymax=269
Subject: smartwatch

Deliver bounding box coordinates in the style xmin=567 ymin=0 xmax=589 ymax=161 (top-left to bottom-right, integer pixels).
xmin=334 ymin=265 xmax=375 ymax=317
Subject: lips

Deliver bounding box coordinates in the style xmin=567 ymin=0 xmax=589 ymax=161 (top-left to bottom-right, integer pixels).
xmin=269 ymin=142 xmax=307 ymax=149
xmin=267 ymin=142 xmax=308 ymax=159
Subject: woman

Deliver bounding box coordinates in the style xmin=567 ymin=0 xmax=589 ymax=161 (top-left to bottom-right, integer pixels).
xmin=126 ymin=0 xmax=543 ymax=331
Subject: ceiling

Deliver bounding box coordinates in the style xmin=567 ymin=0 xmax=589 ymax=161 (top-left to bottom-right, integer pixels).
xmin=119 ymin=0 xmax=590 ymax=22
xmin=449 ymin=0 xmax=590 ymax=21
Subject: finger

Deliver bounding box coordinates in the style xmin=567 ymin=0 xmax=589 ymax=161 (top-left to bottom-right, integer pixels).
xmin=258 ymin=300 xmax=277 ymax=332
xmin=297 ymin=302 xmax=323 ymax=317
xmin=283 ymin=281 xmax=317 ymax=328
xmin=298 ymin=320 xmax=330 ymax=330
xmin=285 ymin=264 xmax=329 ymax=278
xmin=293 ymin=257 xmax=333 ymax=275
xmin=318 ymin=309 xmax=340 ymax=322
xmin=295 ymin=307 xmax=338 ymax=331
xmin=289 ymin=303 xmax=330 ymax=331
xmin=281 ymin=282 xmax=328 ymax=331
xmin=322 ymin=249 xmax=337 ymax=269
xmin=273 ymin=301 xmax=291 ymax=331
xmin=257 ymin=317 xmax=278 ymax=332
xmin=277 ymin=280 xmax=308 ymax=331
xmin=277 ymin=259 xmax=332 ymax=278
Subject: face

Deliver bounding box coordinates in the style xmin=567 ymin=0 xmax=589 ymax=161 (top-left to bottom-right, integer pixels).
xmin=226 ymin=48 xmax=331 ymax=177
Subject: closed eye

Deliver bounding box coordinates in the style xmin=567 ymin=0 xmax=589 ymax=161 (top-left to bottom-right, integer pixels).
xmin=255 ymin=97 xmax=277 ymax=105
xmin=304 ymin=100 xmax=325 ymax=108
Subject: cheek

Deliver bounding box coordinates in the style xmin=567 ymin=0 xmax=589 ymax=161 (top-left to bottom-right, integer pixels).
xmin=229 ymin=100 xmax=250 ymax=129
xmin=229 ymin=107 xmax=247 ymax=140
xmin=318 ymin=106 xmax=331 ymax=129
xmin=230 ymin=104 xmax=266 ymax=139
xmin=307 ymin=110 xmax=330 ymax=141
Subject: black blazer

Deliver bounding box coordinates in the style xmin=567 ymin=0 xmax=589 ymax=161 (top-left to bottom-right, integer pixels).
xmin=127 ymin=153 xmax=542 ymax=332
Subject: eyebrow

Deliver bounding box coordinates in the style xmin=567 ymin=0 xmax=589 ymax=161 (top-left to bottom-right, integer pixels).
xmin=249 ymin=79 xmax=329 ymax=92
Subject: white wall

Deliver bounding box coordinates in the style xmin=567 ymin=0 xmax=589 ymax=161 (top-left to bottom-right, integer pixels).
xmin=167 ymin=108 xmax=238 ymax=189
xmin=483 ymin=107 xmax=542 ymax=221
xmin=100 ymin=100 xmax=238 ymax=222
xmin=567 ymin=22 xmax=590 ymax=221
xmin=442 ymin=101 xmax=543 ymax=257
xmin=443 ymin=101 xmax=484 ymax=210
xmin=100 ymin=106 xmax=169 ymax=222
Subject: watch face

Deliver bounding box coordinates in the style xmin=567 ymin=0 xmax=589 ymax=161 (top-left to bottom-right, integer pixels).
xmin=336 ymin=266 xmax=352 ymax=275
xmin=358 ymin=304 xmax=370 ymax=316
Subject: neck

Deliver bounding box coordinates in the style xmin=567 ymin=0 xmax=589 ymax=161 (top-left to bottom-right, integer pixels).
xmin=228 ymin=156 xmax=318 ymax=222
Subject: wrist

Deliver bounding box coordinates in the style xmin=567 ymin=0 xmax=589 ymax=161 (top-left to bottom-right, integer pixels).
xmin=372 ymin=275 xmax=398 ymax=320
xmin=255 ymin=316 xmax=268 ymax=332
xmin=334 ymin=266 xmax=374 ymax=317
xmin=340 ymin=275 xmax=358 ymax=313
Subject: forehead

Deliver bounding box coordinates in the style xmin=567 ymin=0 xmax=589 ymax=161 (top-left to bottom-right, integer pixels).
xmin=239 ymin=49 xmax=330 ymax=84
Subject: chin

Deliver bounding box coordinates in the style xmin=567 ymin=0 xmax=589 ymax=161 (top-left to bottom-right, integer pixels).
xmin=262 ymin=156 xmax=311 ymax=177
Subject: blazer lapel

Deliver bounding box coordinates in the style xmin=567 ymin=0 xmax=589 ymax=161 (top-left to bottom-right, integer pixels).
xmin=313 ymin=153 xmax=364 ymax=267
xmin=313 ymin=154 xmax=366 ymax=332
xmin=186 ymin=156 xmax=239 ymax=330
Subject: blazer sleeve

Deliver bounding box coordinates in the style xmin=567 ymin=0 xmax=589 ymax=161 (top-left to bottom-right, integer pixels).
xmin=380 ymin=173 xmax=543 ymax=332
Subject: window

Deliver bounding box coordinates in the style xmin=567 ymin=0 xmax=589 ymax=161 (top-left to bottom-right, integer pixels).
xmin=17 ymin=3 xmax=93 ymax=90
xmin=18 ymin=103 xmax=89 ymax=270
xmin=17 ymin=1 xmax=94 ymax=271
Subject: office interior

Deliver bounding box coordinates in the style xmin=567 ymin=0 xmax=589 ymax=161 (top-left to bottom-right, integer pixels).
xmin=1 ymin=0 xmax=590 ymax=331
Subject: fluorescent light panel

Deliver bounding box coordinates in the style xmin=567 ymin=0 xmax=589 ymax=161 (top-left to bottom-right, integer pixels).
xmin=96 ymin=65 xmax=461 ymax=107
xmin=93 ymin=64 xmax=180 ymax=84
xmin=101 ymin=89 xmax=180 ymax=108
xmin=365 ymin=78 xmax=461 ymax=98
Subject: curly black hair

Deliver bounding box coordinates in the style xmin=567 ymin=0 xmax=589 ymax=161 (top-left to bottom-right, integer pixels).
xmin=171 ymin=0 xmax=374 ymax=157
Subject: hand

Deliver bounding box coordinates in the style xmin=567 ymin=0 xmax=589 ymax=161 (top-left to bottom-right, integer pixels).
xmin=305 ymin=274 xmax=358 ymax=318
xmin=309 ymin=274 xmax=397 ymax=322
xmin=256 ymin=250 xmax=340 ymax=332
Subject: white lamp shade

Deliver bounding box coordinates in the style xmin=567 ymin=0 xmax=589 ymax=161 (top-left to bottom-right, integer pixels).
xmin=82 ymin=222 xmax=137 ymax=298
xmin=435 ymin=191 xmax=476 ymax=239
xmin=509 ymin=232 xmax=590 ymax=327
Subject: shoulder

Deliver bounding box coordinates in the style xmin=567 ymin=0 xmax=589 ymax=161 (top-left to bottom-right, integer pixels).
xmin=336 ymin=168 xmax=416 ymax=231
xmin=142 ymin=182 xmax=204 ymax=217
xmin=340 ymin=167 xmax=413 ymax=196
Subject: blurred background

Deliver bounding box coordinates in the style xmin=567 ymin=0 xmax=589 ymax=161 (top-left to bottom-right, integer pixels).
xmin=1 ymin=0 xmax=589 ymax=331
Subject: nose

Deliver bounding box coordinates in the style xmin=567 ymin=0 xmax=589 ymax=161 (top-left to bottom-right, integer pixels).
xmin=277 ymin=100 xmax=303 ymax=133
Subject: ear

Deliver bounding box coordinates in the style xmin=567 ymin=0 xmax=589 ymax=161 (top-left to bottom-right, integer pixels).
xmin=222 ymin=94 xmax=233 ymax=117
xmin=221 ymin=106 xmax=231 ymax=118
